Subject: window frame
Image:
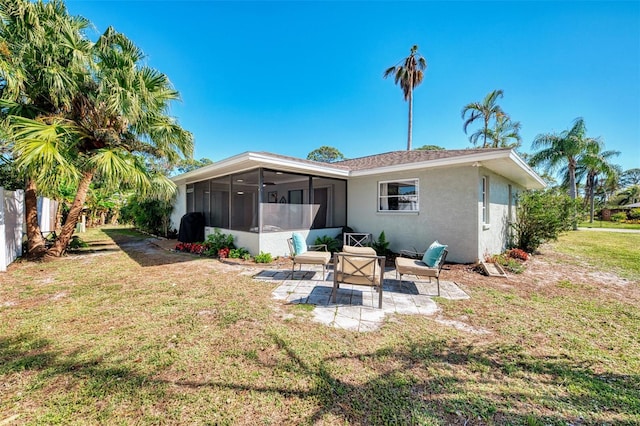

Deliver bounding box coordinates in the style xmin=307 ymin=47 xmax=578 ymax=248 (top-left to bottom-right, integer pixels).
xmin=481 ymin=176 xmax=490 ymax=225
xmin=377 ymin=178 xmax=419 ymax=213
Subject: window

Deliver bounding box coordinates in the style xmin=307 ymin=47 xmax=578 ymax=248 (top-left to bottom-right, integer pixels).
xmin=378 ymin=179 xmax=419 ymax=212
xmin=481 ymin=176 xmax=489 ymax=224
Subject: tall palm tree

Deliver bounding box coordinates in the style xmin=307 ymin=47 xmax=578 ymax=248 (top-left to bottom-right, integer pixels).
xmin=0 ymin=0 xmax=92 ymax=257
xmin=575 ymin=139 xmax=620 ymax=222
xmin=530 ymin=117 xmax=594 ymax=201
xmin=487 ymin=115 xmax=522 ymax=148
xmin=462 ymin=89 xmax=505 ymax=148
xmin=7 ymin=24 xmax=193 ymax=258
xmin=384 ymin=45 xmax=427 ymax=151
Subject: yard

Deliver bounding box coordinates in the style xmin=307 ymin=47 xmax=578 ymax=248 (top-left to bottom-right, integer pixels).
xmin=1 ymin=227 xmax=638 ymax=425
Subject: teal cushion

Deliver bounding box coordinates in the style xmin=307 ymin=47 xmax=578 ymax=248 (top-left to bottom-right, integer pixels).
xmin=422 ymin=240 xmax=447 ymax=267
xmin=292 ymin=233 xmax=307 ymax=255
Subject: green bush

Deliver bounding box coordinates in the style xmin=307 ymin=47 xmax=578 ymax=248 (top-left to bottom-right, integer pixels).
xmin=121 ymin=198 xmax=173 ymax=237
xmin=511 ymin=189 xmax=578 ymax=253
xmin=314 ymin=235 xmax=341 ymax=253
xmin=254 ymin=252 xmax=273 ymax=263
xmin=205 ymin=228 xmax=235 ymax=252
xmin=611 ymin=212 xmax=628 ymax=222
xmin=627 ymin=209 xmax=640 ymax=220
xmin=229 ymin=247 xmax=250 ymax=259
xmin=371 ymin=231 xmax=392 ymax=256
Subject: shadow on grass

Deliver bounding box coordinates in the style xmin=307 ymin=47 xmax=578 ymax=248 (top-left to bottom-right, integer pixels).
xmin=2 ymin=331 xmax=638 ymax=424
xmin=101 ymin=227 xmax=199 ymax=267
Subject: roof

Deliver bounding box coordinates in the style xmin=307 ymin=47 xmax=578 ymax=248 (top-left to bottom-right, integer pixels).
xmin=333 ymin=148 xmax=509 ymax=170
xmin=172 ymin=148 xmax=546 ymax=190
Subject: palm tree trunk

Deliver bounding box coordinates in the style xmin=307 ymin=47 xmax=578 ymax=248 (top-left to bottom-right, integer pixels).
xmin=568 ymin=160 xmax=578 ymax=230
xmin=24 ymin=177 xmax=46 ymax=259
xmin=45 ymin=170 xmax=94 ymax=258
xmin=588 ymin=174 xmax=596 ymax=223
xmin=407 ymin=82 xmax=413 ymax=151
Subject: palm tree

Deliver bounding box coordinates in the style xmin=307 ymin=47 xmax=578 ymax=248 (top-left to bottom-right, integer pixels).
xmin=0 ymin=0 xmax=92 ymax=257
xmin=575 ymin=140 xmax=620 ymax=222
xmin=530 ymin=117 xmax=595 ymax=201
xmin=486 ymin=115 xmax=522 ymax=148
xmin=384 ymin=45 xmax=427 ymax=151
xmin=462 ymin=89 xmax=505 ymax=148
xmin=7 ymin=23 xmax=193 ymax=258
xmin=615 ymin=185 xmax=640 ymax=206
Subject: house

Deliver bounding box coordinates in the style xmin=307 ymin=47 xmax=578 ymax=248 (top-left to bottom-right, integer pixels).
xmin=170 ymin=148 xmax=545 ymax=263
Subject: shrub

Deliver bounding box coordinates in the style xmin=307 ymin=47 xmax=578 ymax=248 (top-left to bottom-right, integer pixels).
xmin=507 ymin=248 xmax=529 ymax=261
xmin=205 ymin=228 xmax=235 ymax=252
xmin=629 ymin=209 xmax=640 ymax=220
xmin=314 ymin=235 xmax=341 ymax=253
xmin=218 ymin=247 xmax=230 ymax=259
xmin=229 ymin=247 xmax=250 ymax=259
xmin=175 ymin=242 xmax=206 ymax=255
xmin=511 ymin=189 xmax=578 ymax=253
xmin=254 ymin=251 xmax=273 ymax=263
xmin=68 ymin=236 xmax=88 ymax=250
xmin=371 ymin=231 xmax=392 ymax=256
xmin=611 ymin=212 xmax=627 ymax=222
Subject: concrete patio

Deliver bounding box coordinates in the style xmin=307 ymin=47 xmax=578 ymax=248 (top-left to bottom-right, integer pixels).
xmin=255 ymin=265 xmax=470 ymax=332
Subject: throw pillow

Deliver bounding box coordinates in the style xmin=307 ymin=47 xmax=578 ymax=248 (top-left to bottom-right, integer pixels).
xmin=292 ymin=233 xmax=307 ymax=255
xmin=422 ymin=240 xmax=447 ymax=267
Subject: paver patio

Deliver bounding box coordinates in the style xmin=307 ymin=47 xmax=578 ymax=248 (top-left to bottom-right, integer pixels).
xmin=256 ymin=265 xmax=469 ymax=332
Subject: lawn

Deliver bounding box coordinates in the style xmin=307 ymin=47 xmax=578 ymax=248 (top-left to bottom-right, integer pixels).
xmin=578 ymin=220 xmax=640 ymax=230
xmin=1 ymin=227 xmax=638 ymax=425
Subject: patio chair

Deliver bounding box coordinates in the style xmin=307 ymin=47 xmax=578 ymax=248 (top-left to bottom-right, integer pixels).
xmin=332 ymin=246 xmax=385 ymax=308
xmin=287 ymin=235 xmax=331 ymax=280
xmin=395 ymin=241 xmax=448 ymax=296
xmin=343 ymin=232 xmax=372 ymax=248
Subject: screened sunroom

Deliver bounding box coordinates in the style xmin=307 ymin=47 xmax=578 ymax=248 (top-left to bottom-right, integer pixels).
xmin=172 ymin=153 xmax=348 ymax=256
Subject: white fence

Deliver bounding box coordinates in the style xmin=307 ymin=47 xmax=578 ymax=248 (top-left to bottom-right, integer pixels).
xmin=0 ymin=188 xmax=59 ymax=271
xmin=0 ymin=188 xmax=24 ymax=271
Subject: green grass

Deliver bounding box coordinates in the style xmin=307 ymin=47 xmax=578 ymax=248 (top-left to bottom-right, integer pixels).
xmin=552 ymin=230 xmax=640 ymax=280
xmin=578 ymin=220 xmax=640 ymax=230
xmin=0 ymin=226 xmax=638 ymax=424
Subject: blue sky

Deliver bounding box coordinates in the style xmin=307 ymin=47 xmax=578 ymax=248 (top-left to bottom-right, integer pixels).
xmin=67 ymin=1 xmax=640 ymax=173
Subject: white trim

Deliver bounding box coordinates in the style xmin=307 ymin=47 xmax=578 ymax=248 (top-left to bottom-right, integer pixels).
xmin=377 ymin=178 xmax=419 ymax=212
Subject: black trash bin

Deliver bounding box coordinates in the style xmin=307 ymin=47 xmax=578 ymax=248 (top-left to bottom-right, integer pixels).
xmin=177 ymin=212 xmax=205 ymax=243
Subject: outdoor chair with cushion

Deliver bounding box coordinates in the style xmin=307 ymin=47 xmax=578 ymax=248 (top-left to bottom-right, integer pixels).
xmin=287 ymin=233 xmax=331 ymax=280
xmin=332 ymin=245 xmax=385 ymax=308
xmin=395 ymin=240 xmax=448 ymax=296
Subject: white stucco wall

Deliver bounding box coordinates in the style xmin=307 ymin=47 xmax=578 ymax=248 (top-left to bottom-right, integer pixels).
xmin=203 ymin=226 xmax=342 ymax=258
xmin=347 ymin=165 xmax=479 ymax=264
xmin=170 ymin=183 xmax=187 ymax=232
xmin=477 ymin=169 xmax=523 ymax=260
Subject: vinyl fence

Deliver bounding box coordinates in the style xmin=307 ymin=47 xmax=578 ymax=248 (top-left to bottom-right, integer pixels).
xmin=0 ymin=188 xmax=24 ymax=271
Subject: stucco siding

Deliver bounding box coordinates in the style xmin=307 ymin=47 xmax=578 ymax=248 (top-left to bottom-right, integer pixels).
xmin=347 ymin=165 xmax=479 ymax=263
xmin=171 ymin=183 xmax=187 ymax=232
xmin=477 ymin=169 xmax=524 ymax=260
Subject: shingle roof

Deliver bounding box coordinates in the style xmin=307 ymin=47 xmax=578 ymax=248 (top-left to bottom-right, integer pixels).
xmin=254 ymin=151 xmax=351 ymax=170
xmin=332 ymin=148 xmax=512 ymax=171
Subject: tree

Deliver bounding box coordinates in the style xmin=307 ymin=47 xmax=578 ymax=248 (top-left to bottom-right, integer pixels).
xmin=529 ymin=118 xmax=595 ymax=201
xmin=486 ymin=115 xmax=522 ymax=149
xmin=511 ymin=189 xmax=578 ymax=253
xmin=574 ymin=140 xmax=619 ymax=222
xmin=620 ymin=168 xmax=640 ymax=188
xmin=175 ymin=157 xmax=213 ymax=174
xmin=414 ymin=144 xmax=444 ymax=151
xmin=384 ymin=45 xmax=427 ymax=151
xmin=306 ymin=146 xmax=345 ymax=163
xmin=462 ymin=89 xmax=506 ymax=148
xmin=2 ymin=4 xmax=193 ymax=258
xmin=614 ymin=185 xmax=640 ymax=206
xmin=0 ymin=0 xmax=93 ymax=257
